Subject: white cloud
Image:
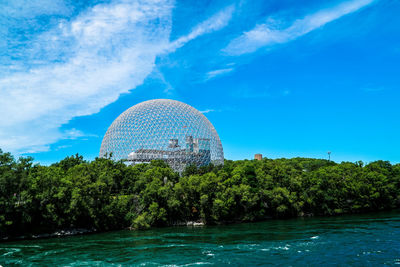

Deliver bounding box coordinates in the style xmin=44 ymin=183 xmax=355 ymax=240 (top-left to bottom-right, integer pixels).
xmin=0 ymin=0 xmax=233 ymax=154
xmin=205 ymin=68 xmax=234 ymax=80
xmin=0 ymin=0 xmax=173 ymax=154
xmin=0 ymin=0 xmax=69 ymax=18
xmin=55 ymin=145 xmax=72 ymax=151
xmin=168 ymin=5 xmax=235 ymax=51
xmin=224 ymin=0 xmax=375 ymax=55
xmin=64 ymin=128 xmax=98 ymax=140
xmin=200 ymin=109 xmax=215 ymax=114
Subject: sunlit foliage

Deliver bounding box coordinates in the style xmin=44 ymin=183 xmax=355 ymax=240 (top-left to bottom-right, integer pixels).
xmin=1 ymin=149 xmax=399 ymax=238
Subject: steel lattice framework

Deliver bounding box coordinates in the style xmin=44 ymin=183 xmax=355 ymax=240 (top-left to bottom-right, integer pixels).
xmin=100 ymin=99 xmax=224 ymax=172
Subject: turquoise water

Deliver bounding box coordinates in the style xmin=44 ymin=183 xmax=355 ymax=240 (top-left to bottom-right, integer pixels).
xmin=1 ymin=211 xmax=400 ymax=266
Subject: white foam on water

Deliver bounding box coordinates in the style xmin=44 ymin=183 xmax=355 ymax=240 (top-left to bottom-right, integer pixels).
xmin=202 ymin=250 xmax=213 ymax=256
xmin=260 ymin=244 xmax=291 ymax=252
xmin=1 ymin=248 xmax=21 ymax=257
xmin=166 ymin=244 xmax=187 ymax=248
xmin=235 ymin=243 xmax=260 ymax=250
xmin=11 ymin=245 xmax=41 ymax=248
xmin=272 ymin=245 xmax=290 ymax=251
xmin=165 ymin=262 xmax=213 ymax=267
xmin=183 ymin=262 xmax=213 ymax=266
xmin=311 ymin=236 xmax=319 ymax=239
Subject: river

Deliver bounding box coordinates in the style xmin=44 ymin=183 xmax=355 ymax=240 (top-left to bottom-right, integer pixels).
xmin=1 ymin=211 xmax=400 ymax=266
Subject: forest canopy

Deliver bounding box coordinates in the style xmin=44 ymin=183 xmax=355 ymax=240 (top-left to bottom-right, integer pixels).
xmin=1 ymin=149 xmax=399 ymax=239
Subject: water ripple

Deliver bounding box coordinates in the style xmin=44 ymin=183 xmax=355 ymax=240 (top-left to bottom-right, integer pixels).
xmin=1 ymin=211 xmax=400 ymax=266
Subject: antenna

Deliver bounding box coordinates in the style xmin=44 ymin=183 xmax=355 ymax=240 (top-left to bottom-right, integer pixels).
xmin=327 ymin=151 xmax=331 ymax=161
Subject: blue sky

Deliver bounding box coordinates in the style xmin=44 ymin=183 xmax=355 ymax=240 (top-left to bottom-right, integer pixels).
xmin=1 ymin=0 xmax=399 ymax=164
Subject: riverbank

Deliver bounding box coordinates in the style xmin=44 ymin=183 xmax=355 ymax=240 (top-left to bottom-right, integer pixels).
xmin=1 ymin=228 xmax=98 ymax=242
xmin=1 ymin=222 xmax=205 ymax=242
xmin=2 ymin=210 xmax=396 ymax=242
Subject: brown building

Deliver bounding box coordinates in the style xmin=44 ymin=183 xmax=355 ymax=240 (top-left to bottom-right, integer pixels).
xmin=254 ymin=154 xmax=262 ymax=160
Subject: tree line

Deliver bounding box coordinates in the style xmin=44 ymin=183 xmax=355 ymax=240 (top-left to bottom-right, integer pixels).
xmin=1 ymin=148 xmax=399 ymax=238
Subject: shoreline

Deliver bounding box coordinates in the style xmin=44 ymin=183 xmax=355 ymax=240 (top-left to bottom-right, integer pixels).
xmin=3 ymin=210 xmax=400 ymax=243
xmin=1 ymin=228 xmax=98 ymax=243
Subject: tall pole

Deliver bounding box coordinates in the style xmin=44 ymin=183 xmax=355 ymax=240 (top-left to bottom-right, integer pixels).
xmin=327 ymin=151 xmax=331 ymax=161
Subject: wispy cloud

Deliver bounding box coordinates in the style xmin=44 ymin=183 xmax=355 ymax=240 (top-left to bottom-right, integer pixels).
xmin=0 ymin=0 xmax=173 ymax=153
xmin=64 ymin=129 xmax=97 ymax=140
xmin=168 ymin=5 xmax=235 ymax=52
xmin=54 ymin=145 xmax=72 ymax=151
xmin=0 ymin=0 xmax=233 ymax=154
xmin=200 ymin=109 xmax=215 ymax=114
xmin=224 ymin=0 xmax=375 ymax=55
xmin=0 ymin=0 xmax=69 ymax=18
xmin=205 ymin=68 xmax=234 ymax=81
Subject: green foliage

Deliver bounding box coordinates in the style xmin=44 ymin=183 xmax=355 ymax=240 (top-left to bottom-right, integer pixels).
xmin=1 ymin=149 xmax=399 ymax=238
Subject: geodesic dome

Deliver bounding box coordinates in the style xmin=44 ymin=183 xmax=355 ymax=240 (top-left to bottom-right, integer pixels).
xmin=100 ymin=99 xmax=224 ymax=172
